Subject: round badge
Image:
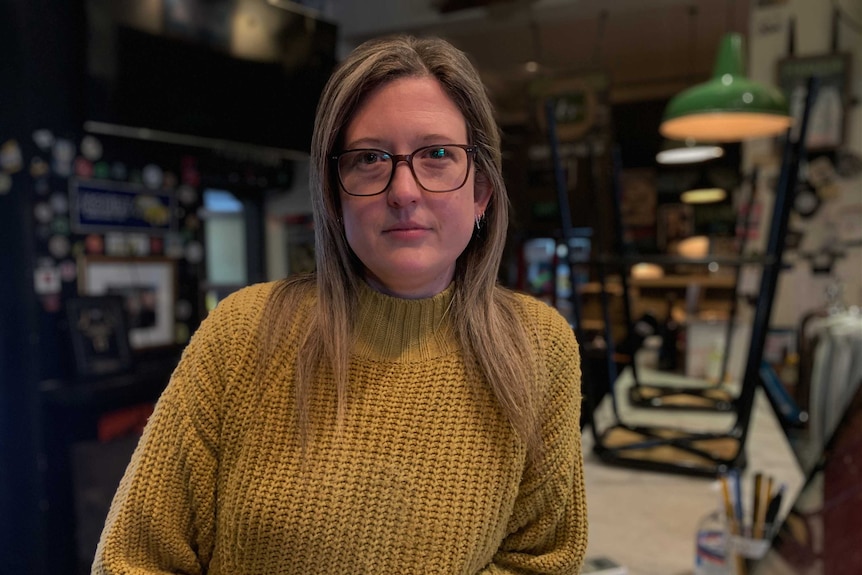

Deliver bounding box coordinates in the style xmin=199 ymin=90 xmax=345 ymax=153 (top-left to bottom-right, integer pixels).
xmin=34 ymin=202 xmax=53 ymax=224
xmin=177 ymin=185 xmax=198 ymax=206
xmin=0 ymin=173 xmax=11 ymax=195
xmin=50 ymin=192 xmax=69 ymax=214
xmin=74 ymin=157 xmax=94 ymax=178
xmin=52 ymin=139 xmax=76 ymax=177
xmin=143 ymin=164 xmax=164 ymax=189
xmin=30 ymin=157 xmax=50 ymax=178
xmin=32 ymin=129 xmax=55 ymax=151
xmin=59 ymin=259 xmax=77 ymax=282
xmin=94 ymin=161 xmax=111 ymax=179
xmin=185 ymin=241 xmax=204 ymax=264
xmin=0 ymin=139 xmax=24 ymax=174
xmin=80 ymin=135 xmax=103 ymax=161
xmin=48 ymin=235 xmax=71 ymax=259
xmin=85 ymin=234 xmax=104 ymax=255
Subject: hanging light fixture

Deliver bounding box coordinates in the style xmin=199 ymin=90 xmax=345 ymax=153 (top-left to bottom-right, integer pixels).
xmin=681 ymin=187 xmax=727 ymax=204
xmin=660 ymin=33 xmax=792 ymax=142
xmin=656 ymin=138 xmax=725 ymax=165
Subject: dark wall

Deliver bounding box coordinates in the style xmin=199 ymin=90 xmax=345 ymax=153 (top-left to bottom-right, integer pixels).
xmin=1 ymin=0 xmax=86 ymax=570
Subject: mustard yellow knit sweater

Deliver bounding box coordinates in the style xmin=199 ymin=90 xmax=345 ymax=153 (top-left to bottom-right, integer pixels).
xmin=92 ymin=281 xmax=587 ymax=574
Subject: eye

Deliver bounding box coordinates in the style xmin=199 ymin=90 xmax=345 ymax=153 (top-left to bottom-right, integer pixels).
xmin=426 ymin=147 xmax=449 ymax=160
xmin=359 ymin=151 xmax=386 ymax=165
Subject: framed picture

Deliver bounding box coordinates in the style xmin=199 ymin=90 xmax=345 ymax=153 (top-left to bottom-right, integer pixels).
xmin=65 ymin=295 xmax=134 ymax=378
xmin=79 ymin=256 xmax=177 ymax=349
xmin=777 ymin=53 xmax=852 ymax=151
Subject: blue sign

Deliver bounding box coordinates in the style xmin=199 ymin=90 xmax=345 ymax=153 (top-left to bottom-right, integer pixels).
xmin=70 ymin=179 xmax=175 ymax=234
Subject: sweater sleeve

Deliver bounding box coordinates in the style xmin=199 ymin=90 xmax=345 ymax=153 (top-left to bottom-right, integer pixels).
xmin=480 ymin=309 xmax=588 ymax=575
xmin=91 ymin=287 xmax=259 ymax=575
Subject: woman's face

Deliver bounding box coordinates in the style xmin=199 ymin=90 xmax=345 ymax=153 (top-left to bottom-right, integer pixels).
xmin=338 ymin=75 xmax=491 ymax=299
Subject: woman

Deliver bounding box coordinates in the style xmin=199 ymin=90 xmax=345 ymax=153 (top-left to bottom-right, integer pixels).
xmin=93 ymin=35 xmax=587 ymax=574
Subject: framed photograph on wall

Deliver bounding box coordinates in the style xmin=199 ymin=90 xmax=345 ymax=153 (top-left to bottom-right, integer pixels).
xmin=777 ymin=53 xmax=852 ymax=151
xmin=65 ymin=295 xmax=134 ymax=378
xmin=79 ymin=256 xmax=177 ymax=349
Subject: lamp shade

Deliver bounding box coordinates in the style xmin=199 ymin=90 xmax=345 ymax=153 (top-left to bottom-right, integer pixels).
xmin=656 ymin=139 xmax=724 ymax=165
xmin=660 ymin=33 xmax=792 ymax=142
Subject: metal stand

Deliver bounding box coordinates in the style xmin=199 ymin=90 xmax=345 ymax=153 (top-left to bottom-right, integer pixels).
xmin=557 ymin=77 xmax=818 ymax=476
xmin=624 ymin=169 xmax=759 ymax=413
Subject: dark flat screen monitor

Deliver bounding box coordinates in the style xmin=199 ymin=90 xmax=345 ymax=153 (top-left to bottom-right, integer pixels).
xmin=85 ymin=0 xmax=337 ymax=153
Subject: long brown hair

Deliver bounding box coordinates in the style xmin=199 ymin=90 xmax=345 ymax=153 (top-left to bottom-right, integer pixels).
xmin=264 ymin=35 xmax=542 ymax=454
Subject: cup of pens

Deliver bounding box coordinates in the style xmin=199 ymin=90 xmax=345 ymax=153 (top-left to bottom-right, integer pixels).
xmin=720 ymin=470 xmax=784 ymax=575
xmin=695 ymin=470 xmax=784 ymax=575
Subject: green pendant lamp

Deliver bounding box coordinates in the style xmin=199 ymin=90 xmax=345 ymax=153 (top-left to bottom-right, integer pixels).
xmin=660 ymin=33 xmax=792 ymax=142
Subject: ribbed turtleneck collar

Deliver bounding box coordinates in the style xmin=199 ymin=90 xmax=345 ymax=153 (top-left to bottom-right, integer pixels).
xmin=352 ymin=281 xmax=458 ymax=362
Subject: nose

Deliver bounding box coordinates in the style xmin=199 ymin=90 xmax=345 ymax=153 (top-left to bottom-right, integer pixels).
xmin=386 ymin=158 xmax=422 ymax=206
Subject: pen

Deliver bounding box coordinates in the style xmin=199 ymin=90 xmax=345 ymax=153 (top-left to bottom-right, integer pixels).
xmin=719 ymin=474 xmax=736 ymax=530
xmin=764 ymin=485 xmax=785 ymax=531
xmin=731 ymin=469 xmax=743 ymax=530
xmin=752 ymin=473 xmax=763 ymax=538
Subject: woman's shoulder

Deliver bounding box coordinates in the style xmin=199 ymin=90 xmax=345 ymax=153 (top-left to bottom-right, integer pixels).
xmin=214 ymin=278 xmax=315 ymax=316
xmin=500 ymin=287 xmax=573 ymax=333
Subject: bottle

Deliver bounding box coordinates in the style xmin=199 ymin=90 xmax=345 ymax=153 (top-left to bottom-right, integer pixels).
xmin=694 ymin=509 xmax=729 ymax=575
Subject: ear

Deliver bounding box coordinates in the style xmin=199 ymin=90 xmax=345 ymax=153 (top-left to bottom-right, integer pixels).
xmin=473 ymin=171 xmax=493 ymax=215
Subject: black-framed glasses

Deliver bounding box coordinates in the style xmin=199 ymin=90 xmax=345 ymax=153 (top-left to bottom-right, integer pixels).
xmin=331 ymin=144 xmax=478 ymax=197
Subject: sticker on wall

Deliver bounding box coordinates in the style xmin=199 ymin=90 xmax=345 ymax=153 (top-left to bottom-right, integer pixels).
xmin=0 ymin=140 xmax=23 ymax=174
xmin=85 ymin=233 xmax=104 ymax=255
xmin=80 ymin=135 xmax=103 ymax=161
xmin=32 ymin=129 xmax=55 ymax=151
xmin=51 ymin=218 xmax=71 ymax=235
xmin=74 ymin=156 xmax=94 ymax=179
xmin=59 ymin=259 xmax=77 ymax=282
xmin=94 ymin=161 xmax=110 ymax=180
xmin=163 ymin=171 xmax=178 ymax=190
xmin=181 ymin=156 xmax=200 ymax=187
xmin=104 ymin=232 xmax=127 ymax=256
xmin=34 ymin=264 xmax=61 ymax=295
xmin=48 ymin=234 xmax=71 ymax=259
xmin=0 ymin=173 xmax=12 ymax=195
xmin=50 ymin=192 xmax=69 ymax=214
xmin=177 ymin=185 xmax=198 ymax=206
xmin=127 ymin=233 xmax=150 ymax=256
xmin=111 ymin=162 xmax=128 ymax=181
xmin=30 ymin=157 xmax=49 ymax=179
xmin=142 ymin=164 xmax=164 ymax=189
xmin=150 ymin=235 xmax=164 ymax=255
xmin=52 ymin=139 xmax=75 ymax=177
xmin=185 ymin=240 xmax=204 ymax=264
xmin=34 ymin=201 xmax=53 ymax=224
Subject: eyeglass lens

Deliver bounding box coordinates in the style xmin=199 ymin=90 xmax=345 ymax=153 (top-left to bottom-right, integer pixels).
xmin=338 ymin=145 xmax=471 ymax=196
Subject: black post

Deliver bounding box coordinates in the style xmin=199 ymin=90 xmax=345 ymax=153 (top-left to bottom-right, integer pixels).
xmin=732 ymin=77 xmax=818 ymax=451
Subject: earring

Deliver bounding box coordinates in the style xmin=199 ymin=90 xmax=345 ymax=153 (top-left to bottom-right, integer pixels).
xmin=475 ymin=213 xmax=483 ymax=231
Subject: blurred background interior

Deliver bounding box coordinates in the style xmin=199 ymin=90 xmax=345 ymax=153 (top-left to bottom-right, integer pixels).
xmin=1 ymin=0 xmax=861 ymax=573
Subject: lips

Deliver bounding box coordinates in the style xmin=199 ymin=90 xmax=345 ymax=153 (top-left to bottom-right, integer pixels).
xmin=384 ymin=222 xmax=427 ymax=233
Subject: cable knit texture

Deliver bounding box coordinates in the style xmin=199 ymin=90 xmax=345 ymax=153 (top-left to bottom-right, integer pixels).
xmin=92 ymin=281 xmax=587 ymax=574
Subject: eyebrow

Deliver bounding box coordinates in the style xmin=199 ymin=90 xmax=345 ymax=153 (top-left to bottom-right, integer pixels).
xmin=343 ymin=134 xmax=462 ymax=150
